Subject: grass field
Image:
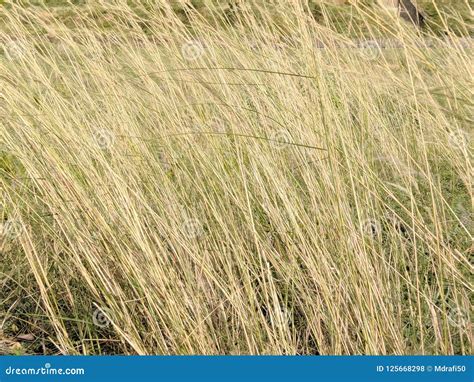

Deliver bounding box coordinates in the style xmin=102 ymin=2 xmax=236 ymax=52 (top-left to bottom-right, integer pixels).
xmin=0 ymin=1 xmax=472 ymax=355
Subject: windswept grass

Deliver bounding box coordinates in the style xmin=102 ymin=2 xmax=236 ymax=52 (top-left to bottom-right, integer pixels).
xmin=0 ymin=1 xmax=472 ymax=355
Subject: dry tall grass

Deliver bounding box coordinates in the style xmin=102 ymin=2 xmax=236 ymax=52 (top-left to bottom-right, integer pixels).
xmin=0 ymin=1 xmax=472 ymax=355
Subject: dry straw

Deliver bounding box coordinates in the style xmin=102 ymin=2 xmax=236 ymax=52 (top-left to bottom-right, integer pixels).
xmin=0 ymin=1 xmax=472 ymax=355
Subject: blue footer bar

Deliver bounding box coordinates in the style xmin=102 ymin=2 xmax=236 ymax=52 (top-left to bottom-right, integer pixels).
xmin=1 ymin=356 xmax=472 ymax=381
